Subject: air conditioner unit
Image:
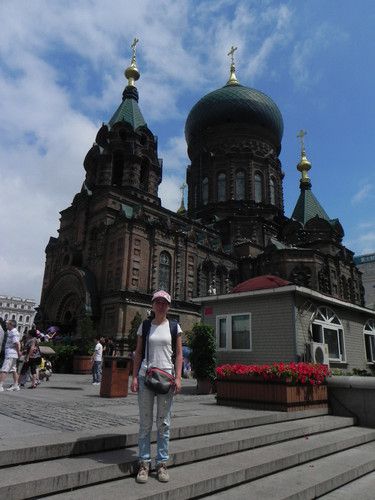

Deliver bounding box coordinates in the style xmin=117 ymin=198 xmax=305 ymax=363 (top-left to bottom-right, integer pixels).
xmin=310 ymin=342 xmax=329 ymax=365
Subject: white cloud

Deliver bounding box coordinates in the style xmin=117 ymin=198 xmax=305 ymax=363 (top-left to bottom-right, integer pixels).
xmin=351 ymin=184 xmax=373 ymax=205
xmin=290 ymin=23 xmax=348 ymax=88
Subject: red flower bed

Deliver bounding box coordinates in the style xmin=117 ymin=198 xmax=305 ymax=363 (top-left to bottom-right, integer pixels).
xmin=216 ymin=362 xmax=330 ymax=386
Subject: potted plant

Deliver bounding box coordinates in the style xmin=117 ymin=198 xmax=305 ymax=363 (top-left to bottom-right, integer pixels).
xmin=188 ymin=323 xmax=217 ymax=394
xmin=72 ymin=316 xmax=96 ymax=374
xmin=216 ymin=362 xmax=330 ymax=411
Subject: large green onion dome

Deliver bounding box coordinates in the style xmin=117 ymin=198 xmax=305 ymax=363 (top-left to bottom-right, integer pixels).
xmin=185 ymin=78 xmax=284 ymax=151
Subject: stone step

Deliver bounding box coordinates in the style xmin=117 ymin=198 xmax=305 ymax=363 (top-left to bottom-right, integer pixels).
xmin=3 ymin=419 xmax=370 ymax=500
xmin=319 ymin=469 xmax=375 ymax=499
xmin=0 ymin=407 xmax=329 ymax=467
xmin=207 ymin=441 xmax=375 ymax=499
xmin=42 ymin=426 xmax=375 ymax=500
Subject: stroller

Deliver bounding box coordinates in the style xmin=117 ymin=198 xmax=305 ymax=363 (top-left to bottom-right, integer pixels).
xmin=39 ymin=357 xmax=53 ymax=381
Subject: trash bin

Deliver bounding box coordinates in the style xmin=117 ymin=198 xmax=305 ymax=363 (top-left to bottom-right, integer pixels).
xmin=100 ymin=356 xmax=131 ymax=398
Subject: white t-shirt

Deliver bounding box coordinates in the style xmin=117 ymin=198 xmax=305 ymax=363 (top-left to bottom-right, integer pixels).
xmin=137 ymin=320 xmax=182 ymax=376
xmin=5 ymin=328 xmax=20 ymax=358
xmin=94 ymin=342 xmax=103 ymax=362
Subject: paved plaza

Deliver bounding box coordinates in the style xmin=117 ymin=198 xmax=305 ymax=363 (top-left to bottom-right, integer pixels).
xmin=0 ymin=373 xmax=249 ymax=440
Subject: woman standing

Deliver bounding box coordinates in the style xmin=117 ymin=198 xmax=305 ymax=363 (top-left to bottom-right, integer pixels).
xmin=130 ymin=290 xmax=182 ymax=484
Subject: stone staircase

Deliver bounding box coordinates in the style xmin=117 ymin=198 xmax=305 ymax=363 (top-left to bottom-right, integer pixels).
xmin=2 ymin=409 xmax=375 ymax=499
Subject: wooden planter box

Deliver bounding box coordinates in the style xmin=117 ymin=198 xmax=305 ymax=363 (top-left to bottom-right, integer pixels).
xmin=216 ymin=376 xmax=328 ymax=412
xmin=73 ymin=355 xmax=92 ymax=374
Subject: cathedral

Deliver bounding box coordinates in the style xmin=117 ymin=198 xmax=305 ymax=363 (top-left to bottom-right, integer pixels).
xmin=38 ymin=42 xmax=364 ymax=338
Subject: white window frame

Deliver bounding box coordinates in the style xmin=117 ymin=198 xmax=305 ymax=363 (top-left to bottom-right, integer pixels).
xmin=311 ymin=307 xmax=346 ymax=362
xmin=364 ymin=319 xmax=375 ymax=363
xmin=216 ymin=313 xmax=252 ymax=351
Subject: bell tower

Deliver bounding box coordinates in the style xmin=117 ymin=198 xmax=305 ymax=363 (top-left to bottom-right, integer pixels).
xmin=83 ymin=39 xmax=163 ymax=206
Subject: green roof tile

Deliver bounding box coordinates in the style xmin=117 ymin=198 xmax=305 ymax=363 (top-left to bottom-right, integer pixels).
xmin=108 ymin=86 xmax=146 ymax=130
xmin=291 ymin=188 xmax=330 ymax=225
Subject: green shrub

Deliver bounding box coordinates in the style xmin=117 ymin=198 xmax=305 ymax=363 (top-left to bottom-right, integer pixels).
xmin=46 ymin=343 xmax=78 ymax=373
xmin=188 ymin=323 xmax=216 ymax=382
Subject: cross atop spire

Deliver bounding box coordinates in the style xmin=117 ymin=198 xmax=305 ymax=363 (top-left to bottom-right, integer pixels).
xmin=297 ymin=129 xmax=307 ymax=152
xmin=125 ymin=37 xmax=140 ymax=87
xmin=226 ymin=45 xmax=239 ymax=85
xmin=227 ymin=45 xmax=238 ymax=65
xmin=131 ymin=37 xmax=139 ymax=61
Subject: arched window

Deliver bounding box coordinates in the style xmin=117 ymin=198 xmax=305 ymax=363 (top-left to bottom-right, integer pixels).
xmin=158 ymin=252 xmax=171 ymax=291
xmin=217 ymin=173 xmax=226 ymax=202
xmin=254 ymin=173 xmax=263 ymax=203
xmin=111 ymin=151 xmax=123 ymax=186
xmin=26 ymin=316 xmax=30 ymax=323
xmin=364 ymin=319 xmax=375 ymax=362
xmin=4 ymin=313 xmax=8 ymax=320
xmin=311 ymin=307 xmax=345 ymax=362
xmin=202 ymin=177 xmax=209 ymax=205
xmin=19 ymin=315 xmax=23 ymax=322
xmin=235 ymin=170 xmax=245 ymax=200
xmin=270 ymin=177 xmax=276 ymax=205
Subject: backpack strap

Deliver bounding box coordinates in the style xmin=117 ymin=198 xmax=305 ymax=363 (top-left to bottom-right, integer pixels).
xmin=141 ymin=319 xmax=152 ymax=363
xmin=168 ymin=319 xmax=178 ymax=364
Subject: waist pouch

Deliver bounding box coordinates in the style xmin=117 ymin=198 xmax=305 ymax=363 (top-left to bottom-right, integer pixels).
xmin=144 ymin=367 xmax=175 ymax=394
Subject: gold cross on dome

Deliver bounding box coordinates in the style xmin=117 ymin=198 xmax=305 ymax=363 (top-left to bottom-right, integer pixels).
xmin=227 ymin=45 xmax=238 ymax=64
xmin=130 ymin=37 xmax=139 ymax=60
xmin=297 ymin=129 xmax=307 ymax=150
xmin=131 ymin=37 xmax=139 ymax=51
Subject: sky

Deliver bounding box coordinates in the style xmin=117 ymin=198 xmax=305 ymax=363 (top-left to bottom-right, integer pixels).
xmin=0 ymin=0 xmax=374 ymax=302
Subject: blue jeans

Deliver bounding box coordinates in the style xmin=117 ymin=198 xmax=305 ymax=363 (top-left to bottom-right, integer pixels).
xmin=138 ymin=375 xmax=174 ymax=464
xmin=92 ymin=361 xmax=101 ymax=383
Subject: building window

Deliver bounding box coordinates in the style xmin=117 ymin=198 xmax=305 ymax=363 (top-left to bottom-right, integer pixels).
xmin=217 ymin=173 xmax=226 ymax=202
xmin=26 ymin=316 xmax=30 ymax=323
xmin=311 ymin=307 xmax=345 ymax=362
xmin=12 ymin=314 xmax=16 ymax=320
xmin=235 ymin=170 xmax=245 ymax=200
xmin=216 ymin=313 xmax=252 ymax=350
xmin=158 ymin=251 xmax=171 ymax=291
xmin=364 ymin=319 xmax=375 ymax=362
xmin=112 ymin=151 xmax=123 ymax=186
xmin=4 ymin=313 xmax=8 ymax=320
xmin=254 ymin=172 xmax=263 ymax=203
xmin=19 ymin=315 xmax=23 ymax=322
xmin=270 ymin=176 xmax=276 ymax=205
xmin=202 ymin=177 xmax=209 ymax=205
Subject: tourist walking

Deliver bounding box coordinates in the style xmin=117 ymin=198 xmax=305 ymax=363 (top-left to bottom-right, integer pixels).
xmin=24 ymin=329 xmax=42 ymax=388
xmin=0 ymin=319 xmax=21 ymax=391
xmin=130 ymin=290 xmax=183 ymax=484
xmin=92 ymin=337 xmax=103 ymax=385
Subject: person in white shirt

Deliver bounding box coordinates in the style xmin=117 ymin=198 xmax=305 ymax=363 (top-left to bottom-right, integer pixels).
xmin=131 ymin=290 xmax=183 ymax=484
xmin=91 ymin=337 xmax=103 ymax=385
xmin=0 ymin=319 xmax=21 ymax=392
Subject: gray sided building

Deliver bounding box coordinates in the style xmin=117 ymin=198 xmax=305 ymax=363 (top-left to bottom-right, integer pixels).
xmin=196 ymin=277 xmax=375 ymax=372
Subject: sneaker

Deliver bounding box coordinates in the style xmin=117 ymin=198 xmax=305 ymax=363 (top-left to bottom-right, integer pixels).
xmin=6 ymin=385 xmax=20 ymax=391
xmin=0 ymin=386 xmax=4 ymax=392
xmin=157 ymin=463 xmax=169 ymax=483
xmin=136 ymin=461 xmax=150 ymax=484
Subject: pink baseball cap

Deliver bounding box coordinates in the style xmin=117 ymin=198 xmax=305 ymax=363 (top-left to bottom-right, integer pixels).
xmin=152 ymin=290 xmax=171 ymax=303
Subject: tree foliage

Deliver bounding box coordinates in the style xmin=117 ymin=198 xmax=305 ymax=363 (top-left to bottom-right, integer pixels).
xmin=188 ymin=323 xmax=216 ymax=382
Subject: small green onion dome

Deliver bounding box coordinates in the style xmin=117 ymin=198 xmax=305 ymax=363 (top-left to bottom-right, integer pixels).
xmin=185 ymin=82 xmax=283 ymax=149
